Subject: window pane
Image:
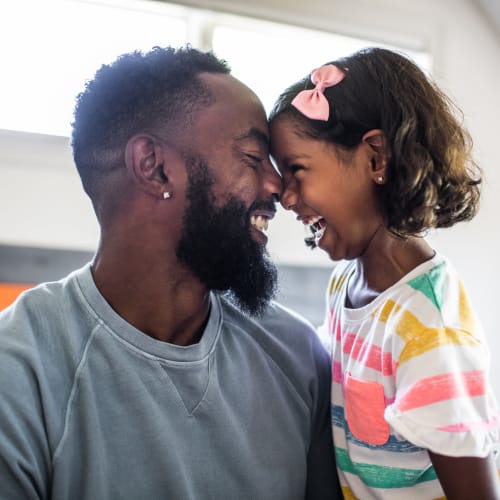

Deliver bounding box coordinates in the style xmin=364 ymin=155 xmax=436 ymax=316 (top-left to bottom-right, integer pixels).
xmin=0 ymin=0 xmax=188 ymax=137
xmin=213 ymin=18 xmax=431 ymax=114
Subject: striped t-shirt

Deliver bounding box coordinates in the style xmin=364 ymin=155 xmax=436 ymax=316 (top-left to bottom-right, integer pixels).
xmin=326 ymin=253 xmax=500 ymax=499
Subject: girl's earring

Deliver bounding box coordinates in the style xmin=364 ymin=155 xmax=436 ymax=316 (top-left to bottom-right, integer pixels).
xmin=163 ymin=191 xmax=172 ymax=200
xmin=376 ymin=175 xmax=384 ymax=184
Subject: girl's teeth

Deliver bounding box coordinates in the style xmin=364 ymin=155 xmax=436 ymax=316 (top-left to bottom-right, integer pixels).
xmin=313 ymin=226 xmax=325 ymax=244
xmin=304 ymin=218 xmax=325 ymax=248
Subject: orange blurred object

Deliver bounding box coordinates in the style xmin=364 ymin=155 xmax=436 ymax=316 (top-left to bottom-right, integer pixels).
xmin=0 ymin=283 xmax=35 ymax=310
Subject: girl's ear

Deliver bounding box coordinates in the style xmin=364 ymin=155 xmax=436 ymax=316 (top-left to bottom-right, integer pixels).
xmin=362 ymin=129 xmax=389 ymax=185
xmin=124 ymin=134 xmax=171 ymax=199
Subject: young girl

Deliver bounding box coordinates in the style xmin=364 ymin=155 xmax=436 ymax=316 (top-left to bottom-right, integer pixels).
xmin=269 ymin=47 xmax=500 ymax=499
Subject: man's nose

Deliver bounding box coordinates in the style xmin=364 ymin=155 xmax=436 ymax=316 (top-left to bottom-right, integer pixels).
xmin=261 ymin=160 xmax=282 ymax=203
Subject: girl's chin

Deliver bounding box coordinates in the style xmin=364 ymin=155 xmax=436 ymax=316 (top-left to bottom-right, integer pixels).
xmin=319 ymin=238 xmax=347 ymax=262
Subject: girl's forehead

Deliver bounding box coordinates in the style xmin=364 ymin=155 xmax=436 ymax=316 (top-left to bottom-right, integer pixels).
xmin=270 ymin=120 xmax=330 ymax=160
xmin=270 ymin=114 xmax=317 ymax=142
xmin=269 ymin=114 xmax=303 ymax=139
xmin=269 ymin=118 xmax=298 ymax=148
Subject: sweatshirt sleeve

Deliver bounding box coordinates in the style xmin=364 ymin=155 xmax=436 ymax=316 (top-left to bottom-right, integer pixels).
xmin=0 ymin=304 xmax=52 ymax=500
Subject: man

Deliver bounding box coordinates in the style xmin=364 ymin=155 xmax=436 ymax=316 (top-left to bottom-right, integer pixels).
xmin=0 ymin=46 xmax=339 ymax=499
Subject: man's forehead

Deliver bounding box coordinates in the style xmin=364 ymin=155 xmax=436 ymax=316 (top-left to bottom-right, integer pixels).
xmin=198 ymin=72 xmax=260 ymax=107
xmin=235 ymin=127 xmax=269 ymax=149
xmin=195 ymin=72 xmax=269 ymax=143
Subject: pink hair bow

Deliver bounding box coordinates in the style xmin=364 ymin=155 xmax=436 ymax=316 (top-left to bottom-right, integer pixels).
xmin=291 ymin=64 xmax=345 ymax=121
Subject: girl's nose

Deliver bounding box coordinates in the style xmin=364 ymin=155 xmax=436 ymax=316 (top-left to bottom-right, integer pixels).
xmin=280 ymin=183 xmax=297 ymax=211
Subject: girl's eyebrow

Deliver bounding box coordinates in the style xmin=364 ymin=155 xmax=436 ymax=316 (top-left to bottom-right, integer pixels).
xmin=283 ymin=153 xmax=312 ymax=165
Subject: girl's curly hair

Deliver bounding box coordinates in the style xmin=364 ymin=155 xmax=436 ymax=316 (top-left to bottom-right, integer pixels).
xmin=269 ymin=47 xmax=481 ymax=237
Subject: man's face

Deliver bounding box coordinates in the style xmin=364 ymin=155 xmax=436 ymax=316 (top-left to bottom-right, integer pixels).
xmin=174 ymin=73 xmax=282 ymax=316
xmin=176 ymin=157 xmax=277 ymax=316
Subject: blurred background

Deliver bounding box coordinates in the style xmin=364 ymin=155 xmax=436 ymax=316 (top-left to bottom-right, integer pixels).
xmin=1 ymin=0 xmax=499 ymax=394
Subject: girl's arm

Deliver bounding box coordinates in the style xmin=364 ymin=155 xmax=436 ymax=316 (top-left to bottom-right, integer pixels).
xmin=429 ymin=451 xmax=500 ymax=499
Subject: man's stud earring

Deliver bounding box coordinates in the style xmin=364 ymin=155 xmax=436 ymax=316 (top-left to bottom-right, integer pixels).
xmin=163 ymin=191 xmax=172 ymax=200
xmin=377 ymin=175 xmax=384 ymax=183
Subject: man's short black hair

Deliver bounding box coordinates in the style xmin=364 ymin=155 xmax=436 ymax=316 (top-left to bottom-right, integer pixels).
xmin=71 ymin=45 xmax=230 ymax=198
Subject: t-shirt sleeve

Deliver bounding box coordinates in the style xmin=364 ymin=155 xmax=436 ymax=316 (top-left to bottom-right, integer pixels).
xmin=385 ymin=326 xmax=500 ymax=458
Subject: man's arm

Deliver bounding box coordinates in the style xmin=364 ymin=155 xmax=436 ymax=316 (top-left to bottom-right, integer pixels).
xmin=305 ymin=339 xmax=343 ymax=499
xmin=0 ymin=312 xmax=51 ymax=500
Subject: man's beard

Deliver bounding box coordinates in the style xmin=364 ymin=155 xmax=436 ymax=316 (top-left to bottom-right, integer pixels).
xmin=175 ymin=157 xmax=278 ymax=317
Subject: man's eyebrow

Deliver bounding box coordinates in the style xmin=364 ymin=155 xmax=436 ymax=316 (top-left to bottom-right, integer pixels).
xmin=235 ymin=127 xmax=269 ymax=149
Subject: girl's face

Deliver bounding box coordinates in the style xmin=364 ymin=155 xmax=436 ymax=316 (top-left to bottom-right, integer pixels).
xmin=270 ymin=115 xmax=385 ymax=261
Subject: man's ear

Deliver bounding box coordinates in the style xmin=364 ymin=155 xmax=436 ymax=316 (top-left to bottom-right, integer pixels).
xmin=124 ymin=134 xmax=170 ymax=199
xmin=362 ymin=129 xmax=389 ymax=184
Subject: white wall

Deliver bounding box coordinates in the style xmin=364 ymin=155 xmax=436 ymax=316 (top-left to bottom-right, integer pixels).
xmin=0 ymin=130 xmax=99 ymax=251
xmin=1 ymin=0 xmax=500 ymax=395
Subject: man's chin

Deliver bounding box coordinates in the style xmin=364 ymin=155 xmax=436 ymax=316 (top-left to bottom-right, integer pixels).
xmin=222 ymin=257 xmax=278 ymax=317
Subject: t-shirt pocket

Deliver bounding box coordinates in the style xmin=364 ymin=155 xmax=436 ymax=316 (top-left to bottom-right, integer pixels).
xmin=344 ymin=371 xmax=390 ymax=445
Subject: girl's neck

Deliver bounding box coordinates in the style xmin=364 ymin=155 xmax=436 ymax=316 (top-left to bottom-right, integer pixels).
xmin=346 ymin=230 xmax=435 ymax=309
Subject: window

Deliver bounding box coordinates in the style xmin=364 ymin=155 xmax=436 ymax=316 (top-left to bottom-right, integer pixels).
xmin=212 ymin=14 xmax=430 ymax=114
xmin=0 ymin=0 xmax=188 ymax=136
xmin=0 ymin=0 xmax=431 ymax=137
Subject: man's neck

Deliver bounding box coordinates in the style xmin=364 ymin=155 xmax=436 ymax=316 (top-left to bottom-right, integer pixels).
xmin=91 ymin=245 xmax=211 ymax=346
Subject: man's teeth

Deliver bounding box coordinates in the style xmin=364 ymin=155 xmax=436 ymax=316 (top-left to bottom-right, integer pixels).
xmin=250 ymin=215 xmax=269 ymax=232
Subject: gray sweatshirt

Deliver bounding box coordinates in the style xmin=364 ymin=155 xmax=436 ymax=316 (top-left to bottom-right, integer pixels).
xmin=0 ymin=264 xmax=339 ymax=499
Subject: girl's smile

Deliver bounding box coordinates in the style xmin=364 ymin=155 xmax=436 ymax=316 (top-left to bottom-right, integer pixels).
xmin=270 ymin=115 xmax=385 ymax=262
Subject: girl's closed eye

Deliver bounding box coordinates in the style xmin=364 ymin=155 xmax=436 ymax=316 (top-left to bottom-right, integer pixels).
xmin=289 ymin=164 xmax=306 ymax=176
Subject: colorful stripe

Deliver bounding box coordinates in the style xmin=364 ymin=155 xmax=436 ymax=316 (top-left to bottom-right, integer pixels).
xmin=458 ymin=280 xmax=476 ymax=333
xmin=375 ymin=300 xmax=480 ymax=364
xmin=328 ymin=272 xmax=350 ymax=296
xmin=407 ymin=263 xmax=477 ymax=334
xmin=398 ymin=327 xmax=481 ymax=365
xmin=438 ymin=415 xmax=499 ymax=432
xmin=395 ymin=370 xmax=487 ymax=412
xmin=332 ymin=405 xmax=424 ymax=453
xmin=341 ymin=332 xmax=394 ymax=375
xmin=377 ymin=300 xmax=427 ymax=346
xmin=340 ymin=486 xmax=358 ymax=500
xmin=332 ymin=360 xmax=343 ymax=384
xmin=375 ymin=299 xmax=403 ymax=325
xmin=329 ymin=310 xmax=342 ymax=341
xmin=335 ymin=447 xmax=437 ymax=488
xmin=407 ymin=261 xmax=446 ymax=311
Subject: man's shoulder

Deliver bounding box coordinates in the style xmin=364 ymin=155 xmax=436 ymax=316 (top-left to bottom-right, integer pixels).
xmin=219 ymin=295 xmax=328 ymax=368
xmin=1 ymin=268 xmax=83 ymax=322
xmin=0 ymin=265 xmax=94 ymax=357
xmin=220 ymin=295 xmax=316 ymax=336
xmin=262 ymin=299 xmax=317 ymax=334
